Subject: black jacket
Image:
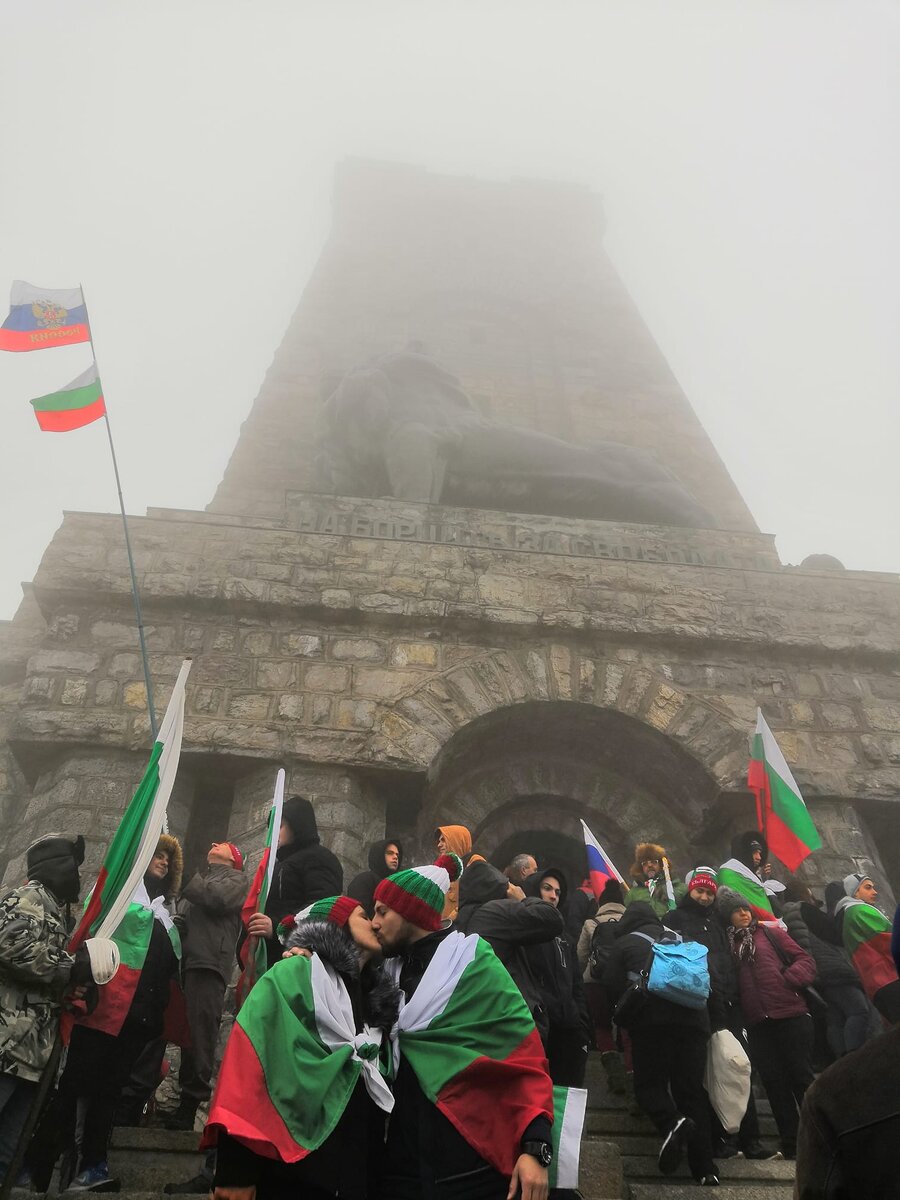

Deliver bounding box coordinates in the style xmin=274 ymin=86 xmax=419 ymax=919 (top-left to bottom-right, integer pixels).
xmin=521 ymin=868 xmax=590 ymax=1042
xmin=125 ymin=916 xmax=179 ymax=1038
xmin=456 ymin=860 xmax=563 ymax=1042
xmin=262 ymin=795 xmax=343 ymax=966
xmin=216 ymin=917 xmax=400 ymax=1199
xmin=781 ymin=900 xmax=860 ymax=989
xmin=667 ymin=893 xmax=736 ymax=1030
xmin=602 ymin=902 xmax=710 ymax=1035
xmin=347 ymin=839 xmax=404 ymax=918
xmin=382 ymin=927 xmax=551 ymax=1198
xmin=562 ymin=885 xmax=597 ymax=942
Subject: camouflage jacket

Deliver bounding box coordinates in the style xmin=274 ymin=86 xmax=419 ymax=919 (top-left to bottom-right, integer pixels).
xmin=0 ymin=881 xmax=74 ymax=1081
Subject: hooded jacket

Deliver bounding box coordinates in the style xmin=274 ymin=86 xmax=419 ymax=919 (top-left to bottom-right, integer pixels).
xmin=521 ymin=868 xmax=590 ymax=1040
xmin=123 ymin=834 xmax=183 ymax=1036
xmin=455 ymin=860 xmax=563 ymax=1042
xmin=720 ymin=902 xmax=816 ymax=1027
xmin=601 ymin=901 xmax=710 ymax=1034
xmin=667 ymin=891 xmax=737 ymax=1030
xmin=179 ymin=861 xmax=249 ymax=982
xmin=215 ymin=918 xmax=400 ymax=1199
xmin=435 ymin=825 xmax=485 ymax=921
xmin=576 ymin=880 xmax=625 ymax=982
xmin=263 ymin=796 xmax=343 ymax=963
xmin=347 ymin=839 xmax=404 ymax=918
xmin=780 ymin=899 xmax=860 ymax=990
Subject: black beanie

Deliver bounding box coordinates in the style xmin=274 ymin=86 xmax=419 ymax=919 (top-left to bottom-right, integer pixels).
xmin=26 ymin=834 xmax=85 ymax=904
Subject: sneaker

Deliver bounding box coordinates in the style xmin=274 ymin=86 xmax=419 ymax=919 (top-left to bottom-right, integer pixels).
xmin=712 ymin=1139 xmax=739 ymax=1159
xmin=741 ymin=1142 xmax=779 ymax=1160
xmin=163 ymin=1175 xmax=214 ymax=1195
xmin=68 ymin=1162 xmax=120 ymax=1192
xmin=697 ymin=1176 xmax=720 ymax=1187
xmin=779 ymin=1143 xmax=797 ymax=1160
xmin=163 ymin=1102 xmax=199 ymax=1132
xmin=659 ymin=1115 xmax=695 ymax=1175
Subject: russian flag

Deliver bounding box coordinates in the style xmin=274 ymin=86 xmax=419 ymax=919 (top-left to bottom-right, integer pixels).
xmin=580 ymin=819 xmax=626 ymax=899
xmin=0 ymin=280 xmax=90 ymax=352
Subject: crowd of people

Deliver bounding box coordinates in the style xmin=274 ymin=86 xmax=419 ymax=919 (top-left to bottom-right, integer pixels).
xmin=0 ymin=802 xmax=898 ymax=1198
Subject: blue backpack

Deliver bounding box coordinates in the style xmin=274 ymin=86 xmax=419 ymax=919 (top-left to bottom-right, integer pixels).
xmin=632 ymin=931 xmax=710 ymax=1010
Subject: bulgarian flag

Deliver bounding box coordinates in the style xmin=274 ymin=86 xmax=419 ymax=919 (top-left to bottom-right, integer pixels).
xmin=839 ymin=901 xmax=898 ymax=1002
xmin=30 ymin=363 xmax=106 ymax=432
xmin=748 ymin=708 xmax=821 ymax=871
xmin=67 ymin=659 xmax=191 ymax=1035
xmin=0 ymin=280 xmax=90 ymax=351
xmin=204 ymin=950 xmax=393 ymax=1162
xmin=717 ymin=859 xmax=778 ymax=925
xmin=236 ymin=769 xmax=285 ymax=1004
xmin=390 ymin=932 xmax=584 ymax=1186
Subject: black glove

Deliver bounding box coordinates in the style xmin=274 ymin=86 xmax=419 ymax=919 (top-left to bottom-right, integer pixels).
xmin=69 ymin=945 xmax=94 ymax=985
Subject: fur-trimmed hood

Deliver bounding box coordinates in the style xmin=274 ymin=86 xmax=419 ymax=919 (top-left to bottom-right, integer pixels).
xmin=155 ymin=833 xmax=183 ymax=899
xmin=629 ymin=843 xmax=667 ymax=883
xmin=284 ymin=918 xmax=400 ymax=1033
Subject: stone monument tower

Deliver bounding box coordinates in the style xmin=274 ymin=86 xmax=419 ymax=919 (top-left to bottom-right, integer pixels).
xmin=2 ymin=160 xmax=899 ymax=898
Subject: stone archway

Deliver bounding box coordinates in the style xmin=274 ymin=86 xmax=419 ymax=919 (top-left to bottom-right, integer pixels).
xmin=417 ymin=701 xmax=725 ymax=883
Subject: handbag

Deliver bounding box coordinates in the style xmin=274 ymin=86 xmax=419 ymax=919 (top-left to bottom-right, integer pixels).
xmin=612 ymin=970 xmax=648 ymax=1028
xmin=703 ymin=1029 xmax=752 ymax=1134
xmin=761 ymin=925 xmax=829 ymax=1016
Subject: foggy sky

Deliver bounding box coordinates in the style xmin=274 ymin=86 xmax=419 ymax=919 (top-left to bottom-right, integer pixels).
xmin=1 ymin=0 xmax=898 ymax=621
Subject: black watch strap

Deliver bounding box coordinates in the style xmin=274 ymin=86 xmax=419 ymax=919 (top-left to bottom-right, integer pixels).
xmin=521 ymin=1139 xmax=553 ymax=1166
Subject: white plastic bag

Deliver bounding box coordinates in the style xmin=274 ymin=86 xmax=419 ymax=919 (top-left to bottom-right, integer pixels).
xmin=703 ymin=1029 xmax=751 ymax=1134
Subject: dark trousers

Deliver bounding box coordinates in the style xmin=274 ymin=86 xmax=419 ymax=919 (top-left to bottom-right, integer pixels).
xmin=180 ymin=968 xmax=226 ymax=1105
xmin=27 ymin=1024 xmax=148 ymax=1176
xmin=0 ymin=1074 xmax=38 ymax=1177
xmin=547 ymin=1027 xmax=588 ymax=1088
xmin=630 ymin=1024 xmax=715 ymax=1179
xmin=822 ymin=983 xmax=872 ymax=1056
xmin=746 ymin=1014 xmax=814 ymax=1152
xmin=873 ymin=979 xmax=900 ymax=1026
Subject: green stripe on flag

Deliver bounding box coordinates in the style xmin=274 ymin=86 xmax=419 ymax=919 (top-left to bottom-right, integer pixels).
xmin=759 ymin=750 xmax=822 ymax=854
xmin=31 ymin=379 xmax=103 ymax=413
xmin=717 ymin=865 xmax=773 ymax=916
xmin=842 ymin=902 xmax=891 ymax=958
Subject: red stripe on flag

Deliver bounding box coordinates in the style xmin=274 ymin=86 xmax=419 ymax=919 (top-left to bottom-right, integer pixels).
xmin=853 ymin=934 xmax=898 ymax=1002
xmin=34 ymin=395 xmax=106 ymax=432
xmin=78 ymin=963 xmax=141 ymax=1037
xmin=69 ymin=867 xmax=109 ymax=953
xmin=764 ymin=805 xmax=813 ymax=873
xmin=203 ymin=1022 xmax=311 ymax=1163
xmin=0 ymin=324 xmax=90 ymax=352
xmin=435 ymin=1027 xmax=553 ymax=1177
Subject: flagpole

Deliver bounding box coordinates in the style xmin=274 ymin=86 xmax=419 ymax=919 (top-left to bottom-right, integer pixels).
xmin=80 ymin=284 xmax=158 ymax=741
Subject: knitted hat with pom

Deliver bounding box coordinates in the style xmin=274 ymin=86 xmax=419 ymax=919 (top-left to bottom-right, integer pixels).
xmin=373 ymin=854 xmax=463 ymax=932
xmin=277 ymin=894 xmax=360 ymax=944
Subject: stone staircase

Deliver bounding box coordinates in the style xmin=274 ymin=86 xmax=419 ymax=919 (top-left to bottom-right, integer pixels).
xmin=14 ymin=1054 xmax=796 ymax=1199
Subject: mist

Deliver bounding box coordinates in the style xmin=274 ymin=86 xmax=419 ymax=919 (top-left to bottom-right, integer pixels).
xmin=1 ymin=0 xmax=898 ymax=620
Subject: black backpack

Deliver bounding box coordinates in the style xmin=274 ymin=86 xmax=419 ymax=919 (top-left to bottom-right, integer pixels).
xmin=588 ymin=917 xmax=620 ymax=979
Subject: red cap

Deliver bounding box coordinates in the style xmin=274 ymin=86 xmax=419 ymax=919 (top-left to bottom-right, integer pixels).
xmin=227 ymin=843 xmax=244 ymax=870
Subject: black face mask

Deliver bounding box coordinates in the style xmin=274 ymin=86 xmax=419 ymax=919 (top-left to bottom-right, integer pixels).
xmin=27 ymin=836 xmax=85 ymax=904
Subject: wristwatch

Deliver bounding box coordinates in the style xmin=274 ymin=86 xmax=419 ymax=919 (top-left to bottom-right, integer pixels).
xmin=521 ymin=1140 xmax=553 ymax=1166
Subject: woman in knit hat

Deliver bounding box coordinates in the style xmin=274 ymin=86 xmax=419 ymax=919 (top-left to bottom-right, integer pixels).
xmin=719 ymin=887 xmax=816 ymax=1160
xmin=207 ymin=894 xmax=399 ymax=1200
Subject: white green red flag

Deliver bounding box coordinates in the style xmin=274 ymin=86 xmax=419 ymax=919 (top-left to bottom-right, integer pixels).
xmin=748 ymin=708 xmax=821 ymax=871
xmin=205 ymin=950 xmax=393 ymax=1160
xmin=30 ymin=363 xmax=106 ymax=432
xmin=67 ymin=659 xmax=191 ymax=1034
xmin=0 ymin=280 xmax=90 ymax=352
xmin=836 ymin=900 xmax=898 ymax=1002
xmin=236 ymin=768 xmax=284 ymax=1003
xmin=717 ymin=859 xmax=777 ymax=925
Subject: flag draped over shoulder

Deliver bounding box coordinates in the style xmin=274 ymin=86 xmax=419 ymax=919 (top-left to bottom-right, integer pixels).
xmin=580 ymin=820 xmax=626 ymax=899
xmin=30 ymin=363 xmax=105 ymax=432
xmin=748 ymin=708 xmax=821 ymax=871
xmin=237 ymin=769 xmax=285 ymax=1003
xmin=838 ymin=901 xmax=897 ymax=1002
xmin=204 ymin=952 xmax=392 ymax=1162
xmin=717 ymin=859 xmax=777 ymax=924
xmin=0 ymin=280 xmax=89 ymax=351
xmin=389 ymin=932 xmax=557 ymax=1180
xmin=67 ymin=660 xmax=191 ymax=1035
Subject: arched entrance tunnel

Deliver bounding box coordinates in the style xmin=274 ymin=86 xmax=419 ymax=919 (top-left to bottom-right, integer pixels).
xmin=418 ymin=700 xmax=728 ymax=887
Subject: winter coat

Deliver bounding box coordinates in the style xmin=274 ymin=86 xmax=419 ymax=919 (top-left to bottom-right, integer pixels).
xmin=562 ymin=885 xmax=597 ymax=942
xmin=781 ymin=900 xmax=860 ymax=990
xmin=521 ymin=869 xmax=591 ymax=1040
xmin=0 ymin=882 xmax=76 ymax=1081
xmin=624 ymin=876 xmax=686 ymax=919
xmin=347 ymin=839 xmax=404 ymax=917
xmin=795 ymin=1024 xmax=900 ymax=1199
xmin=456 ymin=860 xmax=564 ymax=1043
xmin=602 ymin=902 xmax=710 ymax=1034
xmin=667 ymin=893 xmax=736 ymax=1030
xmin=215 ymin=917 xmax=400 ymax=1200
xmin=731 ymin=923 xmax=816 ymax=1027
xmin=263 ymin=796 xmax=343 ymax=965
xmin=577 ymin=901 xmax=625 ymax=982
xmin=125 ymin=914 xmax=180 ymax=1039
xmin=435 ymin=825 xmax=485 ymax=921
xmin=179 ymin=864 xmax=248 ymax=983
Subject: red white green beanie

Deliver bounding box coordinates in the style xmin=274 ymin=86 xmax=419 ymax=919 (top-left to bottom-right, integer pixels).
xmin=277 ymin=894 xmax=358 ymax=943
xmin=373 ymin=854 xmax=463 ymax=932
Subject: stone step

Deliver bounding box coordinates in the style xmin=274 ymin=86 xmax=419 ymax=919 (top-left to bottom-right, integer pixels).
xmin=585 ymin=1106 xmax=778 ymax=1139
xmin=622 ymin=1155 xmax=794 ymax=1182
xmin=110 ymin=1127 xmax=202 ymax=1153
xmin=598 ymin=1133 xmax=779 ymax=1157
xmin=628 ymin=1187 xmax=794 ymax=1200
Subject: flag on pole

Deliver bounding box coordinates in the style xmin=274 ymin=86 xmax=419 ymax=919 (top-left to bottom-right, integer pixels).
xmin=716 ymin=858 xmax=778 ymax=924
xmin=0 ymin=280 xmax=89 ymax=352
xmin=748 ymin=708 xmax=821 ymax=871
xmin=580 ymin=819 xmax=626 ymax=899
xmin=237 ymin=769 xmax=285 ymax=1003
xmin=30 ymin=363 xmax=106 ymax=432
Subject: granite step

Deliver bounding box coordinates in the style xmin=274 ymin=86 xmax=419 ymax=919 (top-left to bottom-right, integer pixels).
xmin=628 ymin=1187 xmax=794 ymax=1200
xmin=622 ymin=1154 xmax=795 ymax=1182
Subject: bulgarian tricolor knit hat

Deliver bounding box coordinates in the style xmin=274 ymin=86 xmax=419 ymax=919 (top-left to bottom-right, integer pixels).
xmin=277 ymin=894 xmax=359 ymax=944
xmin=374 ymin=853 xmax=463 ymax=932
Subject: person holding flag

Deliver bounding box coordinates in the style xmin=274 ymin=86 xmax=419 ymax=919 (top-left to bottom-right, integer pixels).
xmin=623 ymin=843 xmax=685 ymax=917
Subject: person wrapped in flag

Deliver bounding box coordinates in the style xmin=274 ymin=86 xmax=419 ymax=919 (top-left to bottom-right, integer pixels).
xmin=205 ymin=894 xmax=400 ymax=1200
xmin=717 ymin=831 xmax=785 ymax=924
xmin=371 ymin=854 xmax=584 ymax=1200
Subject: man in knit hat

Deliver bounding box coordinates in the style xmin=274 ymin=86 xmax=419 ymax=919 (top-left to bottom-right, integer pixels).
xmin=166 ymin=842 xmax=248 ymax=1131
xmin=372 ymin=855 xmax=555 ymax=1200
xmin=833 ymin=872 xmax=900 ymax=1024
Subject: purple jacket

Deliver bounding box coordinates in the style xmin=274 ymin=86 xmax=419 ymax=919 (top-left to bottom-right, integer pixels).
xmin=734 ymin=924 xmax=817 ymax=1026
